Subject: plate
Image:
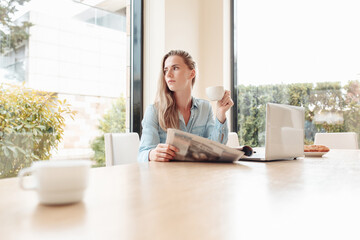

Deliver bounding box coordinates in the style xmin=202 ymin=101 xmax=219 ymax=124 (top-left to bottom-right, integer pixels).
xmin=304 ymin=151 xmax=328 ymax=157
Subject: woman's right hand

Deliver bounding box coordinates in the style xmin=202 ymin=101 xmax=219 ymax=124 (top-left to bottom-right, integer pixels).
xmin=149 ymin=144 xmax=179 ymax=162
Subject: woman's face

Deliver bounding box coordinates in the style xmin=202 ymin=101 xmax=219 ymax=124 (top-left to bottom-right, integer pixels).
xmin=163 ymin=55 xmax=195 ymax=93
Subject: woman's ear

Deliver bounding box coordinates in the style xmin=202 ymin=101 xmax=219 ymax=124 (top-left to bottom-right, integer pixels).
xmin=189 ymin=69 xmax=196 ymax=80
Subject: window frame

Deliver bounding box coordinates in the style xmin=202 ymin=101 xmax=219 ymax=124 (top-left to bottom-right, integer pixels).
xmin=230 ymin=0 xmax=238 ymax=132
xmin=130 ymin=0 xmax=143 ymax=135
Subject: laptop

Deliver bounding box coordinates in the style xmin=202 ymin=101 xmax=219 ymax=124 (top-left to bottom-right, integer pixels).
xmin=241 ymin=103 xmax=305 ymax=161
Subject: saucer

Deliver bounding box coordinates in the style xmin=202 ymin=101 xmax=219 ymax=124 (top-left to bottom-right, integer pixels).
xmin=304 ymin=152 xmax=328 ymax=157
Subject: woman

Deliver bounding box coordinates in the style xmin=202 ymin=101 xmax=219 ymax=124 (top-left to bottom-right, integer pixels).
xmin=138 ymin=50 xmax=234 ymax=162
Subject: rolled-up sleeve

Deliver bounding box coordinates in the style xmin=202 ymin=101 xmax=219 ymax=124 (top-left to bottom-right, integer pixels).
xmin=203 ymin=102 xmax=229 ymax=144
xmin=138 ymin=105 xmax=160 ymax=162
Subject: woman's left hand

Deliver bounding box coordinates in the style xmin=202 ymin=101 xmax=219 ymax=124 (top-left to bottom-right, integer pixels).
xmin=216 ymin=90 xmax=234 ymax=123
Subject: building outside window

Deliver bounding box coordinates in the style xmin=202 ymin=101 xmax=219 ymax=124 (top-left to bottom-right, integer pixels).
xmin=0 ymin=0 xmax=133 ymax=178
xmin=233 ymin=0 xmax=360 ymax=147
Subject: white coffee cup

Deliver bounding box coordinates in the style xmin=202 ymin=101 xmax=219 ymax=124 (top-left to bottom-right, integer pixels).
xmin=206 ymin=86 xmax=225 ymax=101
xmin=18 ymin=160 xmax=92 ymax=205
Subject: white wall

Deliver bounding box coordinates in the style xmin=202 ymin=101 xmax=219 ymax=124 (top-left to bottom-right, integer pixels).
xmin=197 ymin=0 xmax=223 ymax=100
xmin=144 ymin=0 xmax=231 ymax=125
xmin=144 ymin=0 xmax=231 ymax=105
xmin=144 ymin=0 xmax=201 ymax=107
xmin=143 ymin=0 xmax=165 ymax=109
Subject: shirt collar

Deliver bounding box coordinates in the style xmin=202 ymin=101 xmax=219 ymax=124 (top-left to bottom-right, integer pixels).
xmin=191 ymin=96 xmax=199 ymax=109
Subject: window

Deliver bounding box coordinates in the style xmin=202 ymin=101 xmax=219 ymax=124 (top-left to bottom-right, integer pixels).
xmin=0 ymin=0 xmax=142 ymax=178
xmin=232 ymin=0 xmax=360 ymax=147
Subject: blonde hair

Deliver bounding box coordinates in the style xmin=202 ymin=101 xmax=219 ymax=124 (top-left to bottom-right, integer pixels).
xmin=154 ymin=50 xmax=196 ymax=131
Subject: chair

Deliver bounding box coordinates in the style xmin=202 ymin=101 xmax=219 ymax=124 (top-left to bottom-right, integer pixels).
xmin=314 ymin=132 xmax=359 ymax=149
xmin=226 ymin=132 xmax=240 ymax=148
xmin=104 ymin=132 xmax=140 ymax=166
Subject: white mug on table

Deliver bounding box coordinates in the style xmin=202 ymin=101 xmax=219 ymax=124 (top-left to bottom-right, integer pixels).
xmin=18 ymin=160 xmax=92 ymax=205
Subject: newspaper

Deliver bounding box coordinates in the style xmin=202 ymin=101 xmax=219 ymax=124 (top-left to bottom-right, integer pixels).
xmin=166 ymin=128 xmax=245 ymax=162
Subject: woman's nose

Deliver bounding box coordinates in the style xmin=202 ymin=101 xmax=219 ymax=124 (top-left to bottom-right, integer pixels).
xmin=166 ymin=70 xmax=173 ymax=78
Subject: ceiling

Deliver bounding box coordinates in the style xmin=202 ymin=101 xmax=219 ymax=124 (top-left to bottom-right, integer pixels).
xmin=77 ymin=0 xmax=127 ymax=12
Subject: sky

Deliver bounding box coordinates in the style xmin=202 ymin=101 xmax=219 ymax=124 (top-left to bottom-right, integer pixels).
xmin=236 ymin=0 xmax=360 ymax=86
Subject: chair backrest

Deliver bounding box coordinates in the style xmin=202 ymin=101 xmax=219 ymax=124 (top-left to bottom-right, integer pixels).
xmin=104 ymin=132 xmax=140 ymax=166
xmin=226 ymin=132 xmax=240 ymax=148
xmin=314 ymin=132 xmax=359 ymax=149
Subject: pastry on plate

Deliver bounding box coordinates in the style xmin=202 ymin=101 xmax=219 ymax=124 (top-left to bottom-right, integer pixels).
xmin=304 ymin=145 xmax=330 ymax=152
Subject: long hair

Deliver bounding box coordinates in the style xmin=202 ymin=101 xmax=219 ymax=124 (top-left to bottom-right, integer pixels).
xmin=154 ymin=50 xmax=196 ymax=131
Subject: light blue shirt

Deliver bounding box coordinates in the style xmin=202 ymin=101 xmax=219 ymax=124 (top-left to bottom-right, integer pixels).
xmin=138 ymin=97 xmax=229 ymax=162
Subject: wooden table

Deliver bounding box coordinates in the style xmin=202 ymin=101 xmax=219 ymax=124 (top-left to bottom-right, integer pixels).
xmin=1 ymin=150 xmax=360 ymax=240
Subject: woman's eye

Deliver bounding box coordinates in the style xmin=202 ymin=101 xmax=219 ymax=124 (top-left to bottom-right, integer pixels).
xmin=173 ymin=67 xmax=179 ymax=70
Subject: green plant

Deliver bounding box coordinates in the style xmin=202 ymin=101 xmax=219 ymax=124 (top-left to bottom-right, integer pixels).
xmin=237 ymin=80 xmax=360 ymax=147
xmin=0 ymin=83 xmax=76 ymax=178
xmin=91 ymin=97 xmax=126 ymax=167
xmin=0 ymin=0 xmax=33 ymax=54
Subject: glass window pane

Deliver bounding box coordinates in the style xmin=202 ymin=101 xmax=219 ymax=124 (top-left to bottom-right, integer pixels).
xmin=235 ymin=0 xmax=360 ymax=147
xmin=1 ymin=0 xmax=131 ymax=178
